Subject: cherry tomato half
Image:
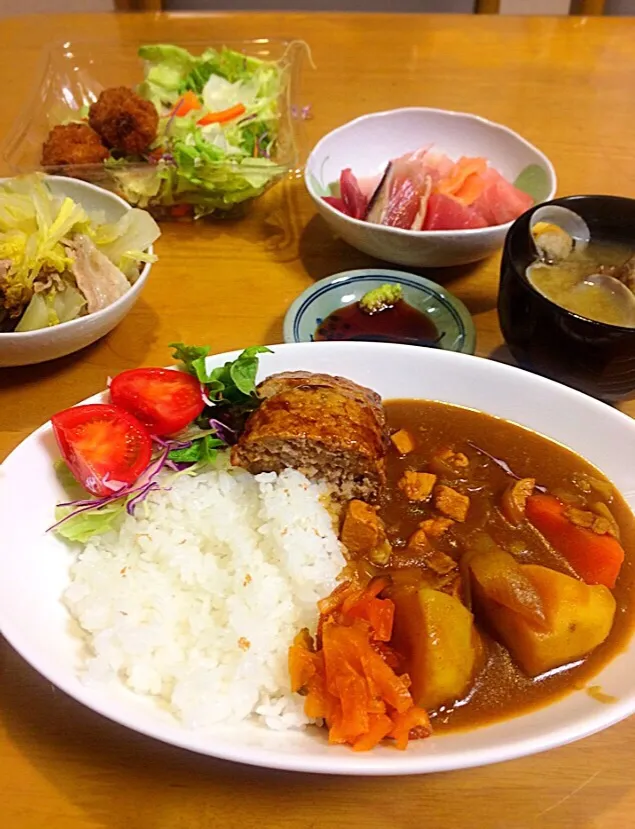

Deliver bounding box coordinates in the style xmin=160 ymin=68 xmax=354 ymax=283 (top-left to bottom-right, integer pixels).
xmin=109 ymin=367 xmax=205 ymax=437
xmin=51 ymin=403 xmax=152 ymax=496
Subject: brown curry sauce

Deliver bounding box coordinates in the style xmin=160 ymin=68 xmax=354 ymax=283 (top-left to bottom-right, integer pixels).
xmin=376 ymin=400 xmax=635 ymax=732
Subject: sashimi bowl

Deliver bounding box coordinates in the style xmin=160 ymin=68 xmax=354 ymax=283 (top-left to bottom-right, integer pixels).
xmin=305 ymin=108 xmax=557 ymax=268
xmin=0 ymin=175 xmax=158 ymax=367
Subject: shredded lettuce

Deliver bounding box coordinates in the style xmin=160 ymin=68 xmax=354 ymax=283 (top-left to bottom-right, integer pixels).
xmin=126 ymin=44 xmax=284 ymax=217
xmin=53 ymin=500 xmax=126 ymax=543
xmin=137 ymin=44 xmax=196 ymax=110
xmin=52 ymin=460 xmax=125 ymax=542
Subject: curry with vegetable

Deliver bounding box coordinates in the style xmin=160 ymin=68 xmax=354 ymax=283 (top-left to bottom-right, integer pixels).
xmin=289 ymin=397 xmax=635 ymax=749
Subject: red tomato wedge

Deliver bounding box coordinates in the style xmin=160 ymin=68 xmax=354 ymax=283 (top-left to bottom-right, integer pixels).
xmin=109 ymin=367 xmax=205 ymax=437
xmin=51 ymin=404 xmax=152 ymax=497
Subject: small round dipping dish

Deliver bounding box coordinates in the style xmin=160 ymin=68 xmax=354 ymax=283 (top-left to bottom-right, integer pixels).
xmin=284 ymin=268 xmax=476 ymax=354
xmin=498 ymin=195 xmax=635 ymax=402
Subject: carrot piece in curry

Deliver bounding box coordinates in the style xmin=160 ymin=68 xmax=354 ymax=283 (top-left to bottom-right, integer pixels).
xmin=288 ymin=578 xmax=432 ymax=751
xmin=526 ymin=494 xmax=625 ymax=588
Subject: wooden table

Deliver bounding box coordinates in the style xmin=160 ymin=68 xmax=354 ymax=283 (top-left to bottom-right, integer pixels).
xmin=2 ymin=10 xmax=635 ymax=828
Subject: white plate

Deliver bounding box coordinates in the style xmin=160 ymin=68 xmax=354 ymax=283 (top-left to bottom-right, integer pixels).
xmin=1 ymin=341 xmax=634 ymax=775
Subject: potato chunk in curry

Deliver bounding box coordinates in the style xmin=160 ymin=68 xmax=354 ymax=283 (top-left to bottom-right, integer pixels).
xmin=479 ymin=564 xmax=616 ymax=677
xmin=389 ymin=585 xmax=482 ymax=710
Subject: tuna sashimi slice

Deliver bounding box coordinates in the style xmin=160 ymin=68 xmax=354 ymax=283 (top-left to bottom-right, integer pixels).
xmin=472 ymin=168 xmax=534 ymax=226
xmin=323 ymin=196 xmax=347 ymax=213
xmin=340 ymin=168 xmax=368 ymax=219
xmin=422 ymin=192 xmax=488 ymax=231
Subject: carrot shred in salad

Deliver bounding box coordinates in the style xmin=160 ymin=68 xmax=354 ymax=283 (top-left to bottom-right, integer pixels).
xmin=289 ymin=577 xmax=432 ymax=751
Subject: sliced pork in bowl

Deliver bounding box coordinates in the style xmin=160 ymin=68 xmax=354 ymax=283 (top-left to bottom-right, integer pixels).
xmin=0 ymin=174 xmax=159 ymax=366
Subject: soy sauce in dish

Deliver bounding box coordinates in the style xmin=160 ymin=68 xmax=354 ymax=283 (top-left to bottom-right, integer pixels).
xmin=314 ymin=299 xmax=439 ymax=344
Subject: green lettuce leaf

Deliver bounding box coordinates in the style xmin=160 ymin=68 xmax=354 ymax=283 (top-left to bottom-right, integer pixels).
xmin=169 ymin=342 xmax=210 ymax=382
xmin=137 ymin=44 xmax=196 ymax=109
xmin=170 ymin=342 xmax=271 ymax=404
xmin=54 ymin=500 xmax=126 ymax=543
xmin=168 ymin=433 xmax=225 ymax=465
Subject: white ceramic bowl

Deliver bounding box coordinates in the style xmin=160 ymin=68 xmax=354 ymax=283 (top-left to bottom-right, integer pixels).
xmin=0 ymin=176 xmax=155 ymax=367
xmin=305 ymin=108 xmax=557 ymax=268
xmin=1 ymin=342 xmax=635 ymax=775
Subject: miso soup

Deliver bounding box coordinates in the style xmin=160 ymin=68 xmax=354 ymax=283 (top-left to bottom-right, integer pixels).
xmin=527 ymin=238 xmax=635 ymax=328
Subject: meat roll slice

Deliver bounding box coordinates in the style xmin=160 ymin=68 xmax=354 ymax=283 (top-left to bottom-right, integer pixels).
xmin=231 ymin=372 xmax=388 ymax=501
xmin=256 ymin=370 xmax=386 ymax=428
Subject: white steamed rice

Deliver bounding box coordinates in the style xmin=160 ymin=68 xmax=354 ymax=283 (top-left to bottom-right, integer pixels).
xmin=63 ymin=466 xmax=346 ymax=731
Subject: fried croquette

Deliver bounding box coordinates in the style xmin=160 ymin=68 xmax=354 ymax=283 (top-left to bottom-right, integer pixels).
xmin=41 ymin=123 xmax=109 ymax=167
xmin=89 ymin=87 xmax=158 ymax=155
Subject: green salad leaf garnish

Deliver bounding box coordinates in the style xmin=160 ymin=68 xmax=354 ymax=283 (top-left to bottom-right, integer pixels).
xmin=170 ymin=342 xmax=271 ymax=403
xmin=52 ymin=343 xmax=272 ymax=544
xmin=53 ymin=501 xmax=127 ymax=543
xmin=168 ymin=434 xmax=226 ymax=465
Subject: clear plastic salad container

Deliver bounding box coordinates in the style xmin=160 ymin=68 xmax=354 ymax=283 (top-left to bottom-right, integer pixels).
xmin=0 ymin=39 xmax=309 ymax=220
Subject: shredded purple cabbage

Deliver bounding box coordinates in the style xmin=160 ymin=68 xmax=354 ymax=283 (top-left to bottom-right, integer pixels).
xmin=152 ymin=435 xmax=192 ymax=451
xmin=201 ymin=384 xmax=215 ymax=407
xmin=257 ymin=132 xmax=270 ymax=159
xmin=49 ymin=446 xmax=171 ymax=531
xmin=209 ymin=417 xmax=236 ymax=445
xmin=125 ymin=481 xmax=162 ymax=515
xmin=237 ymin=113 xmax=258 ymax=126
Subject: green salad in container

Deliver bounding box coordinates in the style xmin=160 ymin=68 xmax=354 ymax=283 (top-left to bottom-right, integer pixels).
xmin=40 ymin=43 xmax=299 ymax=220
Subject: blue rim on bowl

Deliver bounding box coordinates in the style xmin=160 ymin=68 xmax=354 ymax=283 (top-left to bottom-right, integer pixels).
xmin=283 ymin=268 xmax=476 ymax=354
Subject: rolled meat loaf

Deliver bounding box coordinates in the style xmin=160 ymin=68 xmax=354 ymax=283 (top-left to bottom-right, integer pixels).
xmin=231 ymin=371 xmax=388 ymax=501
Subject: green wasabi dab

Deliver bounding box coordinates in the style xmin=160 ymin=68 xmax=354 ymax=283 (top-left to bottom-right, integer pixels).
xmin=358 ymin=283 xmax=403 ymax=314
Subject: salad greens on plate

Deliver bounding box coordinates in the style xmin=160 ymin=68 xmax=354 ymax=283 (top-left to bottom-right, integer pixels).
xmin=52 ymin=343 xmax=271 ymax=542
